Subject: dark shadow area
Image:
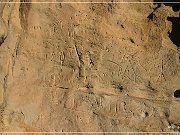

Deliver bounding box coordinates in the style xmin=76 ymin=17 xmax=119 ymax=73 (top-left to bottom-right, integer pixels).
xmin=174 ymin=89 xmax=180 ymax=98
xmin=167 ymin=17 xmax=180 ymax=47
xmin=147 ymin=12 xmax=154 ymax=20
xmin=154 ymin=0 xmax=180 ymax=11
xmin=147 ymin=3 xmax=160 ymax=20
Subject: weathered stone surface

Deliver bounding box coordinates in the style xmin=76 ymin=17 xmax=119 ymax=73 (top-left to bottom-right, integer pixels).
xmin=0 ymin=0 xmax=180 ymax=132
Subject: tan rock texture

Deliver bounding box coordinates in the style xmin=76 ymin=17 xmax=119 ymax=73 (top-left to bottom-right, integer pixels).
xmin=0 ymin=0 xmax=180 ymax=133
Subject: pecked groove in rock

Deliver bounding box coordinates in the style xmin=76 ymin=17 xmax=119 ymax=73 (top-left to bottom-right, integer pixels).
xmin=19 ymin=0 xmax=31 ymax=32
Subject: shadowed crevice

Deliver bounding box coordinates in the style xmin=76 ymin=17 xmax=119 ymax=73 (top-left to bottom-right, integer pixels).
xmin=174 ymin=89 xmax=180 ymax=98
xmin=167 ymin=17 xmax=180 ymax=47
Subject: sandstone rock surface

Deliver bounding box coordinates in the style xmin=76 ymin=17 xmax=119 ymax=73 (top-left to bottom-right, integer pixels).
xmin=0 ymin=0 xmax=180 ymax=133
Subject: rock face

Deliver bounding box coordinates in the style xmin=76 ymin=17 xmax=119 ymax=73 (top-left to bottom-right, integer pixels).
xmin=0 ymin=0 xmax=180 ymax=132
xmin=0 ymin=19 xmax=7 ymax=45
